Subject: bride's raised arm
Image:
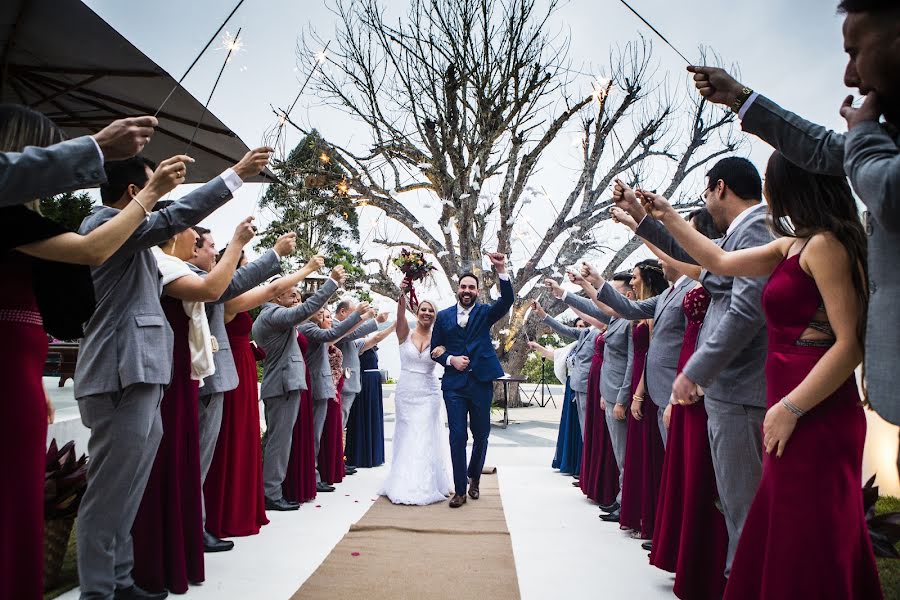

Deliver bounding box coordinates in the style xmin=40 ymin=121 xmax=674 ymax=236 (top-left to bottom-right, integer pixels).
xmin=395 ymin=288 xmax=410 ymax=344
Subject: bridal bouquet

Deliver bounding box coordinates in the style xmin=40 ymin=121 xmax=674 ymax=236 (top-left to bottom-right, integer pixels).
xmin=393 ymin=248 xmax=437 ymax=311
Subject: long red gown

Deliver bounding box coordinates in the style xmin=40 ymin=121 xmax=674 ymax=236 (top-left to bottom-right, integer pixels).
xmin=651 ymin=285 xmax=728 ymax=600
xmin=282 ymin=331 xmax=318 ymax=503
xmin=132 ymin=297 xmax=204 ymax=594
xmin=579 ymin=334 xmax=620 ymax=505
xmin=724 ymin=255 xmax=882 ymax=600
xmin=0 ymin=254 xmax=47 ymax=600
xmin=317 ymin=345 xmax=346 ymax=485
xmin=203 ymin=311 xmax=269 ymax=537
xmin=618 ymin=321 xmax=664 ymax=539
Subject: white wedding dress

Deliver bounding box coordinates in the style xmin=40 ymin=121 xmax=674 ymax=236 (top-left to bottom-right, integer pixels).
xmin=379 ymin=335 xmax=452 ymax=505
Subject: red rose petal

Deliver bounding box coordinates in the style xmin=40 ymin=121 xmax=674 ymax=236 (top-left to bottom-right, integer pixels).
xmin=315 ymin=504 xmax=322 ymax=508
xmin=351 ymin=552 xmax=360 ymax=557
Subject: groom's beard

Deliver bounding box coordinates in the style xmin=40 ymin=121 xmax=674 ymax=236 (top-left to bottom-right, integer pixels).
xmin=457 ymin=293 xmax=476 ymax=307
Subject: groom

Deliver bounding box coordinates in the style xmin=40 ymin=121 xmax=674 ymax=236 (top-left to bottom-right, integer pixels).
xmin=431 ymin=252 xmax=514 ymax=508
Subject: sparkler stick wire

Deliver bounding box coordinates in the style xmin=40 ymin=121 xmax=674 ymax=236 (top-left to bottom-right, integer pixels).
xmin=184 ymin=27 xmax=242 ymax=152
xmin=617 ymin=0 xmax=691 ymax=65
xmin=154 ymin=0 xmax=248 ymax=117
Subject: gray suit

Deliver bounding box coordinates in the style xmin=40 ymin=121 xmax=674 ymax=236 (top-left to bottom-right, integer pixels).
xmin=188 ymin=250 xmax=282 ymax=524
xmin=336 ymin=319 xmax=379 ymax=431
xmin=74 ymin=177 xmax=234 ymax=600
xmin=636 ymin=205 xmax=772 ymax=574
xmin=597 ymin=277 xmax=693 ymax=446
xmin=252 ymin=278 xmax=339 ymax=500
xmin=560 ymin=291 xmax=633 ymax=503
xmin=0 ymin=136 xmax=105 ymax=207
xmin=541 ymin=315 xmax=599 ymax=438
xmin=297 ymin=314 xmax=365 ymax=482
xmin=742 ymin=95 xmax=900 ymax=425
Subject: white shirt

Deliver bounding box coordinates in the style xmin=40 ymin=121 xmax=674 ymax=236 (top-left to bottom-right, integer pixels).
xmin=726 ymin=202 xmax=764 ymax=236
xmin=737 ymin=92 xmax=760 ymax=120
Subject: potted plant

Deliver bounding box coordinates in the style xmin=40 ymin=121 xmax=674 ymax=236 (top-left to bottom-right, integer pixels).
xmin=44 ymin=439 xmax=88 ymax=589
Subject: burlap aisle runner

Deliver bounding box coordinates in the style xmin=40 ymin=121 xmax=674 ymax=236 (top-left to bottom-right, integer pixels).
xmin=291 ymin=473 xmax=521 ymax=600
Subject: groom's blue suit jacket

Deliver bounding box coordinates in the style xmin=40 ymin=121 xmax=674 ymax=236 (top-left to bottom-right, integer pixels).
xmin=430 ymin=277 xmax=515 ymax=391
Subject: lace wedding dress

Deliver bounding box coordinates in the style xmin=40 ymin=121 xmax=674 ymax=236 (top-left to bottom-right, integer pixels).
xmin=379 ymin=336 xmax=452 ymax=505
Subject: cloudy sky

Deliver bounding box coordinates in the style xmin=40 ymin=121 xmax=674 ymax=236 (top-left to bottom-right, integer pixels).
xmin=83 ymin=0 xmax=852 ymax=371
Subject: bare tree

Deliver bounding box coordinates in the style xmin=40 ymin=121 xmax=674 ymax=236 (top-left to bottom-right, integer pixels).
xmin=288 ymin=0 xmax=739 ymax=403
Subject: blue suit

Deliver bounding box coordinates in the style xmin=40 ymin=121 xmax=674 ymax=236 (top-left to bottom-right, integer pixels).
xmin=431 ymin=276 xmax=514 ymax=495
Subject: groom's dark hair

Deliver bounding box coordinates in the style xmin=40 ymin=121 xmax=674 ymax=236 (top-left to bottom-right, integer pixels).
xmin=458 ymin=272 xmax=480 ymax=287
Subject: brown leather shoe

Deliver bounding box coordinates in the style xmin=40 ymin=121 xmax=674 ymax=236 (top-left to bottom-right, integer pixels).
xmin=468 ymin=478 xmax=480 ymax=500
xmin=449 ymin=494 xmax=467 ymax=508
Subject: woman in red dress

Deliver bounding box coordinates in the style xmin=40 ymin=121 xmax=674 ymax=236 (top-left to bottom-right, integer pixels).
xmin=0 ymin=105 xmax=183 ymax=600
xmin=639 ymin=151 xmax=881 ymax=599
xmin=132 ymin=222 xmax=253 ymax=594
xmin=578 ymin=334 xmax=621 ymax=506
xmin=618 ymin=259 xmax=668 ymax=539
xmin=318 ymin=311 xmax=347 ymax=484
xmin=283 ymin=328 xmax=319 ymax=503
xmin=205 ymin=255 xmax=324 ymax=534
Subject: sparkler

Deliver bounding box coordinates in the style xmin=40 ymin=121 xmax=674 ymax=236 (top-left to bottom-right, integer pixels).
xmin=219 ymin=30 xmax=246 ymax=60
xmin=184 ymin=27 xmax=243 ymax=152
xmin=617 ymin=0 xmax=691 ymax=65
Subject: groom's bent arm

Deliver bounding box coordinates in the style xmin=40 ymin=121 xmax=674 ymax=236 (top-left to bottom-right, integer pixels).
xmin=430 ymin=318 xmax=450 ymax=367
xmin=487 ymin=274 xmax=515 ymax=325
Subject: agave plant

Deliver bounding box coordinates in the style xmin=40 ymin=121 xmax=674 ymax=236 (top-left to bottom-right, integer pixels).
xmin=45 ymin=439 xmax=88 ymax=521
xmin=863 ymin=474 xmax=900 ymax=558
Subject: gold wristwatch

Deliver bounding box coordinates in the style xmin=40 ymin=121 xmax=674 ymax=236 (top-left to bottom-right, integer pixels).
xmin=731 ymin=87 xmax=754 ymax=114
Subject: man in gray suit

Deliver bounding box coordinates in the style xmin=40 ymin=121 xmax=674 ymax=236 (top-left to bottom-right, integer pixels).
xmin=0 ymin=114 xmax=156 ymax=206
xmin=252 ymin=268 xmax=347 ymax=507
xmin=587 ymin=260 xmax=691 ymax=447
xmin=299 ymin=302 xmax=375 ymax=485
xmin=686 ymin=0 xmax=899 ymax=426
xmin=74 ymin=147 xmax=272 ymax=600
xmin=186 ymin=227 xmax=297 ymax=551
xmin=616 ymin=157 xmax=772 ymax=575
xmin=530 ymin=297 xmax=598 ymax=438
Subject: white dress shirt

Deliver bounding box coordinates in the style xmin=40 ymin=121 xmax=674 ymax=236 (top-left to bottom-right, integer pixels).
xmin=445 ymin=272 xmax=510 ymax=367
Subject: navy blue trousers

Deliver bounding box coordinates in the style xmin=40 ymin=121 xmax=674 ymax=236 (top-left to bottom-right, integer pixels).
xmin=443 ymin=377 xmax=493 ymax=496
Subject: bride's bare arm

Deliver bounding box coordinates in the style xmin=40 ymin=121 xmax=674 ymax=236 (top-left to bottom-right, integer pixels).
xmin=396 ymin=291 xmax=410 ymax=344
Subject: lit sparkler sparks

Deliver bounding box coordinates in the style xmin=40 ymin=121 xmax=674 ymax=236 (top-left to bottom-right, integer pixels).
xmin=315 ymin=50 xmax=328 ymax=64
xmin=590 ymin=78 xmax=611 ymax=105
xmin=220 ymin=30 xmax=245 ymax=61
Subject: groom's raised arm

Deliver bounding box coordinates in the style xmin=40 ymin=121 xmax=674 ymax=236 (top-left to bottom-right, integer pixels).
xmin=487 ymin=274 xmax=514 ymax=325
xmin=430 ymin=314 xmax=450 ymax=367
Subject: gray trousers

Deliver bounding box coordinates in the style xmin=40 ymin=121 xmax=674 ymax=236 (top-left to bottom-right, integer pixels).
xmin=573 ymin=390 xmax=588 ymax=441
xmin=198 ymin=391 xmax=224 ymax=526
xmin=262 ymin=391 xmax=300 ymax=501
xmin=704 ymin=396 xmax=764 ymax=576
xmin=604 ymin=401 xmax=628 ymax=504
xmin=340 ymin=389 xmax=357 ymax=431
xmin=312 ymin=397 xmax=329 ymax=482
xmin=76 ymin=383 xmax=164 ymax=600
xmin=656 ymin=400 xmax=668 ymax=448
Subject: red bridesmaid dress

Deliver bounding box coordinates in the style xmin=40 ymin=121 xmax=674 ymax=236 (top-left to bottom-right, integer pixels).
xmin=579 ymin=334 xmax=620 ymax=505
xmin=724 ymin=254 xmax=881 ymax=600
xmin=317 ymin=345 xmax=346 ymax=485
xmin=203 ymin=311 xmax=269 ymax=537
xmin=282 ymin=331 xmax=318 ymax=503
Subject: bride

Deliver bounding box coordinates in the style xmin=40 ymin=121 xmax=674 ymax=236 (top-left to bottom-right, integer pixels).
xmin=379 ymin=289 xmax=452 ymax=505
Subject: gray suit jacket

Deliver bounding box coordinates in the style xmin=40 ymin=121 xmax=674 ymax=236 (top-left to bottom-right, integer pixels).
xmin=298 ymin=314 xmax=364 ymax=401
xmin=189 ymin=250 xmax=282 ymax=397
xmin=636 ymin=205 xmax=772 ymax=407
xmin=73 ymin=177 xmax=234 ymax=399
xmin=743 ymin=95 xmax=900 ymax=424
xmin=253 ymin=278 xmax=339 ymax=399
xmin=597 ymin=277 xmax=692 ymax=408
xmin=0 ymin=136 xmax=105 ymax=207
xmin=541 ymin=316 xmax=599 ymax=393
xmin=335 ymin=319 xmax=380 ymax=394
xmin=559 ymin=292 xmax=633 ymax=405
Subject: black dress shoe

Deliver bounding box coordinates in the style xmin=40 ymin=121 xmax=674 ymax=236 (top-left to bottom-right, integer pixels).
xmin=316 ymin=481 xmax=336 ymax=493
xmin=344 ymin=466 xmax=357 ymax=476
xmin=571 ymin=480 xmax=581 ymax=487
xmin=599 ymin=509 xmax=620 ymax=522
xmin=265 ymin=497 xmax=300 ymax=511
xmin=641 ymin=540 xmax=653 ymax=551
xmin=599 ymin=501 xmax=620 ymax=513
xmin=115 ymin=585 xmax=168 ymax=600
xmin=203 ymin=530 xmax=235 ymax=552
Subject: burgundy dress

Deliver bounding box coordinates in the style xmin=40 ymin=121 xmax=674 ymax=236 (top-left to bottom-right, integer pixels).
xmin=0 ymin=254 xmax=47 ymax=600
xmin=282 ymin=332 xmax=318 ymax=503
xmin=651 ymin=286 xmax=728 ymax=600
xmin=724 ymin=255 xmax=882 ymax=600
xmin=132 ymin=297 xmax=204 ymax=594
xmin=203 ymin=312 xmax=269 ymax=537
xmin=618 ymin=321 xmax=664 ymax=538
xmin=579 ymin=334 xmax=620 ymax=505
xmin=317 ymin=345 xmax=346 ymax=485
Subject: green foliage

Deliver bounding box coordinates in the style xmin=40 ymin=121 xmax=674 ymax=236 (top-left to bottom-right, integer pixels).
xmin=355 ymin=288 xmax=374 ymax=303
xmin=40 ymin=192 xmax=95 ymax=231
xmin=876 ymin=496 xmax=900 ymax=600
xmin=521 ymin=332 xmax=563 ymax=384
xmin=257 ymin=130 xmax=363 ymax=284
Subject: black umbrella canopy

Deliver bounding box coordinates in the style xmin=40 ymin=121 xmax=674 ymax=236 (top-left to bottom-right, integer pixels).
xmin=0 ymin=0 xmax=275 ymax=183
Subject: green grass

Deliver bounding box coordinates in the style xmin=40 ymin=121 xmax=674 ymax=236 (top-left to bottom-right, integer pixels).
xmin=877 ymin=496 xmax=900 ymax=600
xmin=44 ymin=521 xmax=78 ymax=600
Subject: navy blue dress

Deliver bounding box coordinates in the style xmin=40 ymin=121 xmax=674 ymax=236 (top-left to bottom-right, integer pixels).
xmin=552 ymin=377 xmax=582 ymax=475
xmin=345 ymin=347 xmax=386 ymax=467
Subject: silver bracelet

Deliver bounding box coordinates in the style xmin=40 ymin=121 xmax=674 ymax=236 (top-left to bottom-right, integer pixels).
xmin=780 ymin=397 xmax=806 ymax=418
